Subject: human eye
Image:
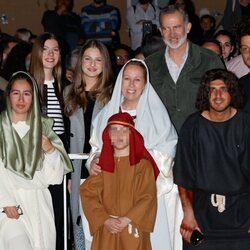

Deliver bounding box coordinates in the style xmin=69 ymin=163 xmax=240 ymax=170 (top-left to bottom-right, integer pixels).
xmin=161 ymin=26 xmax=169 ymax=32
xmin=11 ymin=90 xmax=19 ymax=95
xmin=83 ymin=56 xmax=91 ymax=62
xmin=24 ymin=91 xmax=32 ymax=96
xmin=174 ymin=25 xmax=182 ymax=31
xmin=220 ymin=86 xmax=228 ymax=92
xmin=53 ymin=47 xmax=60 ymax=53
xmin=135 ymin=77 xmax=142 ymax=82
xmin=209 ymin=87 xmax=216 ymax=93
xmin=123 ymin=76 xmax=129 ymax=81
xmin=224 ymin=42 xmax=231 ymax=48
xmin=240 ymin=46 xmax=248 ymax=54
xmin=43 ymin=47 xmax=48 ymax=52
xmin=95 ymin=58 xmax=102 ymax=64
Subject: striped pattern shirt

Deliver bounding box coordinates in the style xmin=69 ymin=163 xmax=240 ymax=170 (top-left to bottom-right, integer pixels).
xmin=44 ymin=80 xmax=65 ymax=135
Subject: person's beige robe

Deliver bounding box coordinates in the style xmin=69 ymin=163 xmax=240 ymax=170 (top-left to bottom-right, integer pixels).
xmin=80 ymin=156 xmax=157 ymax=250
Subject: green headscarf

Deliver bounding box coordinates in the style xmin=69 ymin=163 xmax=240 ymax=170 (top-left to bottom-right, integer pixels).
xmin=0 ymin=71 xmax=72 ymax=179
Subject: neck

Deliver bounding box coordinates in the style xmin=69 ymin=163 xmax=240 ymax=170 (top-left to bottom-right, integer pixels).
xmin=12 ymin=112 xmax=27 ymax=124
xmin=202 ymin=107 xmax=237 ymax=122
xmin=169 ymin=41 xmax=188 ymax=65
xmin=44 ymin=68 xmax=54 ymax=81
xmin=114 ymin=147 xmax=129 ymax=157
xmin=84 ymin=76 xmax=98 ymax=91
xmin=121 ymin=100 xmax=138 ymax=110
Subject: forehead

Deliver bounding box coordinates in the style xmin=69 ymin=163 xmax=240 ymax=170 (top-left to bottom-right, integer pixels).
xmin=209 ymin=79 xmax=226 ymax=86
xmin=110 ymin=124 xmax=128 ymax=130
xmin=216 ymin=34 xmax=230 ymax=42
xmin=44 ymin=39 xmax=59 ymax=47
xmin=241 ymin=35 xmax=250 ymax=45
xmin=124 ymin=64 xmax=145 ymax=75
xmin=83 ymin=47 xmax=101 ymax=57
xmin=115 ymin=48 xmax=129 ymax=56
xmin=11 ymin=79 xmax=32 ymax=90
xmin=161 ymin=11 xmax=185 ymax=26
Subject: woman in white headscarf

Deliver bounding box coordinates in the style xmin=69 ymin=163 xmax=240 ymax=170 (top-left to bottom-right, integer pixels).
xmin=0 ymin=71 xmax=72 ymax=250
xmin=85 ymin=59 xmax=182 ymax=250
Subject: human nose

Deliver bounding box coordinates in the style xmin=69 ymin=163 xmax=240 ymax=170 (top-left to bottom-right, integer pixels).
xmin=129 ymin=80 xmax=135 ymax=87
xmin=18 ymin=93 xmax=24 ymax=101
xmin=90 ymin=59 xmax=96 ymax=66
xmin=214 ymin=89 xmax=222 ymax=97
xmin=47 ymin=49 xmax=54 ymax=56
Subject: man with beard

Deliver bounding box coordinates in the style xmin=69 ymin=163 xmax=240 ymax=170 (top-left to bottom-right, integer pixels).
xmin=145 ymin=5 xmax=224 ymax=133
xmin=126 ymin=0 xmax=160 ymax=50
xmin=81 ymin=0 xmax=120 ymax=47
xmin=174 ymin=69 xmax=250 ymax=250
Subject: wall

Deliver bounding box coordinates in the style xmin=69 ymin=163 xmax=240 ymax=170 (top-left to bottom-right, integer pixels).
xmin=0 ymin=0 xmax=226 ymax=46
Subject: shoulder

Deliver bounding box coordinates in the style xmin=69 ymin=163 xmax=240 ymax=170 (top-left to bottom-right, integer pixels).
xmin=239 ymin=73 xmax=250 ymax=85
xmin=136 ymin=159 xmax=155 ymax=174
xmin=145 ymin=47 xmax=166 ymax=67
xmin=240 ymin=110 xmax=250 ymax=127
xmin=81 ymin=4 xmax=92 ymax=13
xmin=189 ymin=42 xmax=225 ymax=68
xmin=179 ymin=112 xmax=200 ymax=136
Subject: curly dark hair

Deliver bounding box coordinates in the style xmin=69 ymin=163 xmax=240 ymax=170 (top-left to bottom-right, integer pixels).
xmin=195 ymin=69 xmax=245 ymax=112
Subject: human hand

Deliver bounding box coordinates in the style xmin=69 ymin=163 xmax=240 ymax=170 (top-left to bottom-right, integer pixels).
xmin=180 ymin=212 xmax=200 ymax=243
xmin=104 ymin=217 xmax=122 ymax=234
xmin=42 ymin=135 xmax=55 ymax=154
xmin=118 ymin=217 xmax=131 ymax=231
xmin=66 ymin=69 xmax=74 ymax=82
xmin=3 ymin=206 xmax=21 ymax=219
xmin=67 ymin=179 xmax=72 ymax=193
xmin=89 ymin=157 xmax=101 ymax=176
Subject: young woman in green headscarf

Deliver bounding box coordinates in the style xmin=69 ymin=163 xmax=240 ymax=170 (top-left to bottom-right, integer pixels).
xmin=0 ymin=71 xmax=72 ymax=250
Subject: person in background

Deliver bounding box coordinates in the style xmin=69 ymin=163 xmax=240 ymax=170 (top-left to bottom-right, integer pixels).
xmin=239 ymin=18 xmax=250 ymax=113
xmin=29 ymin=32 xmax=70 ymax=250
xmin=81 ymin=112 xmax=158 ymax=250
xmin=0 ymin=36 xmax=18 ymax=72
xmin=201 ymin=39 xmax=223 ymax=58
xmin=63 ymin=39 xmax=114 ymax=250
xmin=87 ymin=59 xmax=178 ymax=250
xmin=215 ymin=30 xmax=236 ymax=63
xmin=0 ymin=71 xmax=72 ymax=250
xmin=113 ymin=43 xmax=133 ymax=75
xmin=1 ymin=41 xmax=32 ymax=81
xmin=126 ymin=0 xmax=160 ymax=50
xmin=81 ymin=0 xmax=120 ymax=48
xmin=42 ymin=0 xmax=82 ymax=54
xmin=226 ymin=16 xmax=250 ymax=77
xmin=200 ymin=14 xmax=216 ymax=42
xmin=15 ymin=28 xmax=32 ymax=43
xmin=174 ymin=69 xmax=249 ymax=250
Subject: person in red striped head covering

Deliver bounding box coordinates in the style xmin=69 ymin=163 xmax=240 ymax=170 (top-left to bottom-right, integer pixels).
xmin=80 ymin=112 xmax=158 ymax=250
xmin=99 ymin=112 xmax=159 ymax=178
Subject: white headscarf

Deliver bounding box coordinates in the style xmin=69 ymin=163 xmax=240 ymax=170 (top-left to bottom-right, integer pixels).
xmin=88 ymin=59 xmax=177 ymax=195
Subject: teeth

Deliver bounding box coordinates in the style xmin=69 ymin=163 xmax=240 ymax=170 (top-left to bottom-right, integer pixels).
xmin=127 ymin=90 xmax=135 ymax=93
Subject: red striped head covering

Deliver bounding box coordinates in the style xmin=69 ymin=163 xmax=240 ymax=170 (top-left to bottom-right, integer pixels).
xmin=99 ymin=112 xmax=159 ymax=179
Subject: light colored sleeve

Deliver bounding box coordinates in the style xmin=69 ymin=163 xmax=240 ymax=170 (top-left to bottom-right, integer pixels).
xmin=126 ymin=7 xmax=142 ymax=32
xmin=149 ymin=149 xmax=174 ymax=197
xmin=152 ymin=6 xmax=160 ymax=27
xmin=41 ymin=149 xmax=64 ymax=185
xmin=0 ymin=162 xmax=17 ymax=209
xmin=85 ymin=126 xmax=101 ymax=172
